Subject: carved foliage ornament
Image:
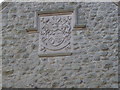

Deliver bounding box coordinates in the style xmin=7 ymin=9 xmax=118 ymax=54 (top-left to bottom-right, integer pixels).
xmin=40 ymin=15 xmax=72 ymax=51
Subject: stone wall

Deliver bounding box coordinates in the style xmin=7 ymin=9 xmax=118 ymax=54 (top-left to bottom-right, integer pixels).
xmin=2 ymin=2 xmax=118 ymax=88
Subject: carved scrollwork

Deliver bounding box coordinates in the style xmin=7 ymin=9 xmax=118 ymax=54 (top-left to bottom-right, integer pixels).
xmin=39 ymin=15 xmax=72 ymax=51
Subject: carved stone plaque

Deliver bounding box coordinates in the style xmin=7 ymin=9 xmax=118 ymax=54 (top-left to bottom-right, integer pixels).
xmin=38 ymin=11 xmax=75 ymax=57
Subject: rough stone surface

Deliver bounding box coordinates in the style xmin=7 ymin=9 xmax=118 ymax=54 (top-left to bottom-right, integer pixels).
xmin=1 ymin=2 xmax=118 ymax=88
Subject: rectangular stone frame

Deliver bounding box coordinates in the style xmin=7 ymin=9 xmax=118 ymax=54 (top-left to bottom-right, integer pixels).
xmin=37 ymin=9 xmax=76 ymax=57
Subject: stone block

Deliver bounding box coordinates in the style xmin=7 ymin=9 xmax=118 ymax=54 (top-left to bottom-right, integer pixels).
xmin=71 ymin=63 xmax=81 ymax=70
xmin=100 ymin=44 xmax=109 ymax=50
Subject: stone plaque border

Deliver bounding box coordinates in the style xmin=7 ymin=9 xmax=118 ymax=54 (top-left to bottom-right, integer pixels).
xmin=38 ymin=9 xmax=75 ymax=57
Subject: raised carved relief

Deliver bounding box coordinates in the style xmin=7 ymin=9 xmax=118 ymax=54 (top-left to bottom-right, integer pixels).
xmin=38 ymin=11 xmax=74 ymax=57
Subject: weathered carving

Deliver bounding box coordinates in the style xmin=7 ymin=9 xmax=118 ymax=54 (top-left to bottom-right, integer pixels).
xmin=39 ymin=13 xmax=73 ymax=57
xmin=40 ymin=15 xmax=72 ymax=50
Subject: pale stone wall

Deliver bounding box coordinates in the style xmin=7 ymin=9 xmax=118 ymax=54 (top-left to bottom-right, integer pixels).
xmin=2 ymin=2 xmax=118 ymax=88
xmin=0 ymin=5 xmax=2 ymax=89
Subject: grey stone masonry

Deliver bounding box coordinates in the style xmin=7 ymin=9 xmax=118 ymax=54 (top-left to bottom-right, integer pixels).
xmin=1 ymin=2 xmax=118 ymax=88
